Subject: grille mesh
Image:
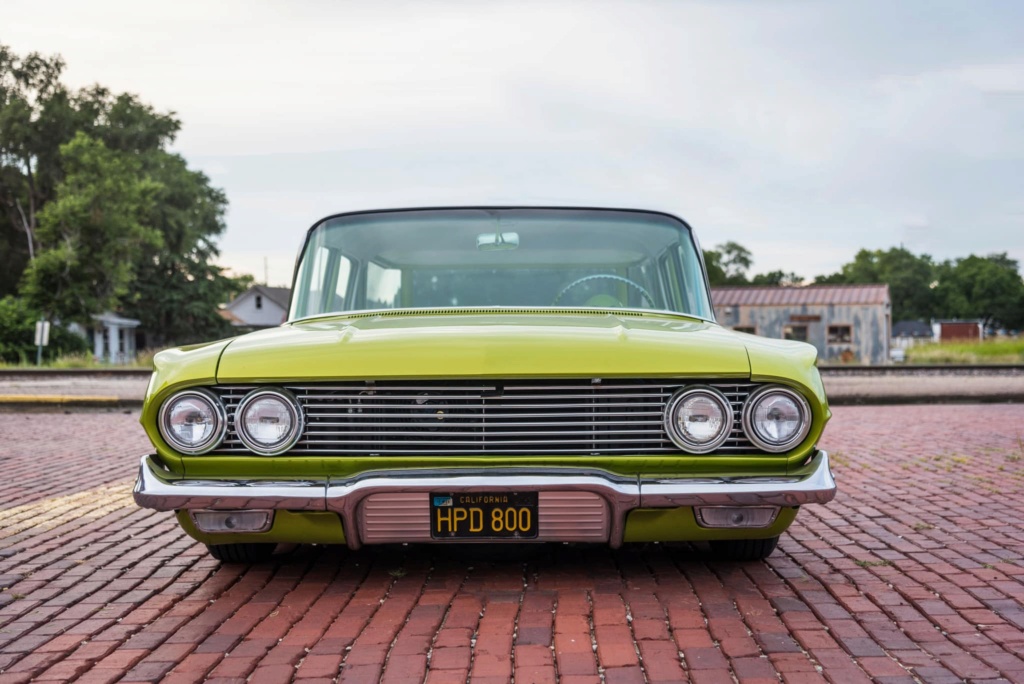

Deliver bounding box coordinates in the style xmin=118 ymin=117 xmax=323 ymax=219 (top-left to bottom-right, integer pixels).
xmin=214 ymin=380 xmax=765 ymax=456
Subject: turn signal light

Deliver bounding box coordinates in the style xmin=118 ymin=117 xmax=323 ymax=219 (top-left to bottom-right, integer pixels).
xmin=191 ymin=510 xmax=273 ymax=533
xmin=695 ymin=506 xmax=779 ymax=528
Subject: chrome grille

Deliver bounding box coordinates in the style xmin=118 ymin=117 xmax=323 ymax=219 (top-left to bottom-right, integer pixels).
xmin=214 ymin=380 xmax=765 ymax=456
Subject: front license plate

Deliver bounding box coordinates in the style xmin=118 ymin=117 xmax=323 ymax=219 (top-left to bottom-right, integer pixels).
xmin=430 ymin=492 xmax=539 ymax=539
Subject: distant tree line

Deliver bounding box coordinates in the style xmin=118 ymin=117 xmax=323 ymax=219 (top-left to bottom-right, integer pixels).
xmin=704 ymin=241 xmax=1024 ymax=331
xmin=0 ymin=44 xmax=251 ymax=362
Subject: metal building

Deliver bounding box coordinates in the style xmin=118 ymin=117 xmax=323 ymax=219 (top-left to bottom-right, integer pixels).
xmin=711 ymin=284 xmax=892 ymax=365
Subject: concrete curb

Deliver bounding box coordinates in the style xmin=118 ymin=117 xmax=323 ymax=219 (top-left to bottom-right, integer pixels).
xmin=829 ymin=393 xmax=1024 ymax=406
xmin=0 ymin=395 xmax=142 ymax=411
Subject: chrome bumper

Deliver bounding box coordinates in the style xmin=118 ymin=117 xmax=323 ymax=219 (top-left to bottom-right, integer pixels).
xmin=133 ymin=451 xmax=836 ymax=549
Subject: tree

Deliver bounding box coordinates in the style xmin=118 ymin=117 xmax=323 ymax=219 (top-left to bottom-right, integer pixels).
xmin=933 ymin=254 xmax=1024 ymax=330
xmin=704 ymin=241 xmax=753 ymax=286
xmin=1 ymin=43 xmax=252 ymax=346
xmin=123 ymin=150 xmax=249 ymax=345
xmin=0 ymin=295 xmax=87 ymax=364
xmin=20 ymin=133 xmax=162 ymax=322
xmin=814 ymin=247 xmax=936 ymax=321
xmin=750 ymin=270 xmax=804 ymax=286
xmin=0 ymin=45 xmax=74 ymax=294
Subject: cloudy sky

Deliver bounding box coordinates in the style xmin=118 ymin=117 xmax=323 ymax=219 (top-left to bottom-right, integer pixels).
xmin=7 ymin=0 xmax=1024 ymax=285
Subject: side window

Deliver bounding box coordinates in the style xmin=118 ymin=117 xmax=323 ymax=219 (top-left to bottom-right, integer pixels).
xmin=659 ymin=253 xmax=682 ymax=312
xmin=299 ymin=245 xmax=331 ymax=315
xmin=733 ymin=326 xmax=756 ymax=334
xmin=827 ymin=325 xmax=852 ymax=344
xmin=366 ymin=262 xmax=402 ymax=309
xmin=332 ymin=255 xmax=353 ymax=311
xmin=784 ymin=325 xmax=808 ymax=342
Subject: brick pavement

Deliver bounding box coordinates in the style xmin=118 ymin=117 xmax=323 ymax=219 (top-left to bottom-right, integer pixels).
xmin=0 ymin=405 xmax=1023 ymax=683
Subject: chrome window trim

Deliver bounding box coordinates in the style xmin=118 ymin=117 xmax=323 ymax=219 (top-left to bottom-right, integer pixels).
xmin=158 ymin=388 xmax=227 ymax=455
xmin=234 ymin=387 xmax=305 ymax=456
xmin=662 ymin=386 xmax=734 ymax=454
xmin=741 ymin=385 xmax=812 ymax=453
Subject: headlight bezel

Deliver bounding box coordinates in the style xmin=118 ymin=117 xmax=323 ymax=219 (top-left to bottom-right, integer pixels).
xmin=234 ymin=387 xmax=305 ymax=456
xmin=742 ymin=384 xmax=812 ymax=453
xmin=158 ymin=388 xmax=227 ymax=455
xmin=663 ymin=386 xmax=734 ymax=454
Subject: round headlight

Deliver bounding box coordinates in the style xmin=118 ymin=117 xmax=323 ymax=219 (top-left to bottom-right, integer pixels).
xmin=235 ymin=388 xmax=304 ymax=455
xmin=158 ymin=389 xmax=226 ymax=455
xmin=742 ymin=385 xmax=811 ymax=452
xmin=664 ymin=387 xmax=733 ymax=453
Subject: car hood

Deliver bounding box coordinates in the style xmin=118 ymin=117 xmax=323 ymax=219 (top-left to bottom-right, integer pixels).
xmin=215 ymin=310 xmax=753 ymax=381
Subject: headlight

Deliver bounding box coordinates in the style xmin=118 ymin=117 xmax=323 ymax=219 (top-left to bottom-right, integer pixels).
xmin=158 ymin=389 xmax=226 ymax=455
xmin=742 ymin=385 xmax=811 ymax=452
xmin=664 ymin=387 xmax=733 ymax=453
xmin=235 ymin=388 xmax=304 ymax=455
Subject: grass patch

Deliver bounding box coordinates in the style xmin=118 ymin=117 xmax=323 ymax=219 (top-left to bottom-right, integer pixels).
xmin=0 ymin=349 xmax=160 ymax=370
xmin=905 ymin=338 xmax=1024 ymax=365
xmin=912 ymin=522 xmax=935 ymax=531
xmin=829 ymin=451 xmax=850 ymax=467
xmin=855 ymin=559 xmax=893 ymax=568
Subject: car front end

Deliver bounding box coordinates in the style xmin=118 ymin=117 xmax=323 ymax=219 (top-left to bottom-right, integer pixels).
xmin=133 ymin=207 xmax=835 ymax=562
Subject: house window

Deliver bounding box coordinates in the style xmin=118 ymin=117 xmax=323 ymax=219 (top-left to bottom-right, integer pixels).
xmin=255 ymin=295 xmax=263 ymax=310
xmin=733 ymin=326 xmax=756 ymax=334
xmin=827 ymin=325 xmax=852 ymax=344
xmin=784 ymin=325 xmax=808 ymax=342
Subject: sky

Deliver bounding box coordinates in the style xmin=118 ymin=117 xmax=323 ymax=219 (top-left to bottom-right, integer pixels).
xmin=6 ymin=0 xmax=1024 ymax=286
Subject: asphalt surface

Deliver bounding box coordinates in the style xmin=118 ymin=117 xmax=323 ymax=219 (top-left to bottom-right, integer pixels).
xmin=1 ymin=405 xmax=1024 ymax=682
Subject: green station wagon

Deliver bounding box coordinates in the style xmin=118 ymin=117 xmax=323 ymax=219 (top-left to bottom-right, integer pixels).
xmin=134 ymin=207 xmax=835 ymax=562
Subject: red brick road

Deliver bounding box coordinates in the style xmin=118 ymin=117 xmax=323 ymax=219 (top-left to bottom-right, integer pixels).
xmin=1 ymin=405 xmax=1023 ymax=683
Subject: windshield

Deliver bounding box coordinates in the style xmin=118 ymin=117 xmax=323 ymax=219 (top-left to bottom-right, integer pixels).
xmin=289 ymin=208 xmax=714 ymax=320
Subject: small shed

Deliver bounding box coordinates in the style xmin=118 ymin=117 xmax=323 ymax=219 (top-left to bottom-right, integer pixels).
xmin=90 ymin=312 xmax=141 ymax=364
xmin=932 ymin=320 xmax=983 ymax=342
xmin=892 ymin=320 xmax=934 ymax=350
xmin=711 ymin=284 xmax=891 ymax=365
xmin=220 ymin=285 xmax=292 ymax=330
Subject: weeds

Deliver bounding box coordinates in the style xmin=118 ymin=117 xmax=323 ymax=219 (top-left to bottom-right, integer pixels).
xmin=855 ymin=559 xmax=893 ymax=568
xmin=904 ymin=338 xmax=1024 ymax=365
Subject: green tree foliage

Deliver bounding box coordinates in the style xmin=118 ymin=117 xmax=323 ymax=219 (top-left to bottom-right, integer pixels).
xmin=704 ymin=241 xmax=804 ymax=287
xmin=750 ymin=270 xmax=804 ymax=286
xmin=704 ymin=241 xmax=753 ymax=285
xmin=814 ymin=247 xmax=936 ymax=322
xmin=0 ymin=45 xmax=70 ymax=294
xmin=0 ymin=43 xmax=250 ymax=346
xmin=933 ymin=254 xmax=1024 ymax=330
xmin=0 ymin=295 xmax=87 ymax=363
xmin=124 ymin=145 xmax=250 ymax=345
xmin=21 ymin=133 xmax=163 ymax=322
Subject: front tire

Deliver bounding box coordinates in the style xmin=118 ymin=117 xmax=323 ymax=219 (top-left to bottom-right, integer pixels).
xmin=710 ymin=536 xmax=779 ymax=561
xmin=206 ymin=542 xmax=277 ymax=563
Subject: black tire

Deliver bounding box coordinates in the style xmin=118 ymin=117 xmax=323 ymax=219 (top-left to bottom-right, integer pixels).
xmin=710 ymin=536 xmax=779 ymax=561
xmin=206 ymin=542 xmax=277 ymax=563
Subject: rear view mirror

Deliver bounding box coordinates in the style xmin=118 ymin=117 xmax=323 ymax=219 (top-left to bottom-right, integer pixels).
xmin=476 ymin=232 xmax=520 ymax=251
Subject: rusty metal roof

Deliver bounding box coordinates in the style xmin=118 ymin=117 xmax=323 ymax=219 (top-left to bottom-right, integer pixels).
xmin=710 ymin=284 xmax=890 ymax=307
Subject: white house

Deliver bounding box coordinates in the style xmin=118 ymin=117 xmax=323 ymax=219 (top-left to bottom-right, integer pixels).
xmin=220 ymin=285 xmax=291 ymax=329
xmin=90 ymin=312 xmax=141 ymax=364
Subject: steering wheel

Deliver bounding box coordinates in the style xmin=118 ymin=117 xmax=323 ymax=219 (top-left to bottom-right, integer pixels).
xmin=552 ymin=274 xmax=656 ymax=308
